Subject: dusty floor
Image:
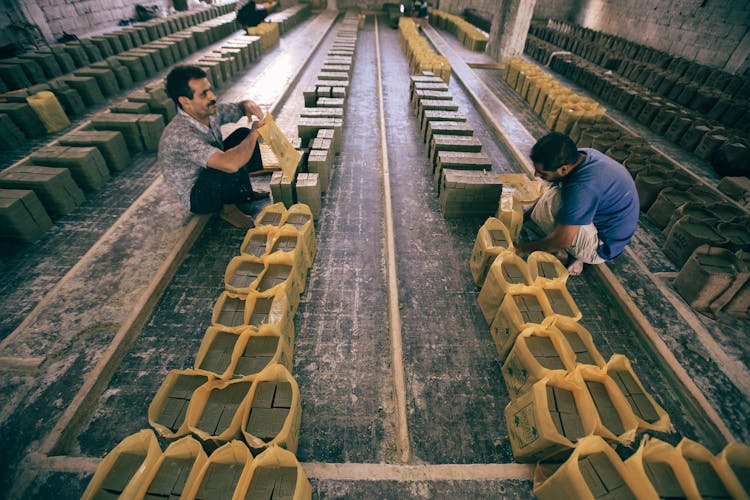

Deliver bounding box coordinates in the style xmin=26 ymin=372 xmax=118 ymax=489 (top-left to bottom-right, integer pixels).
xmin=0 ymin=9 xmax=747 ymax=500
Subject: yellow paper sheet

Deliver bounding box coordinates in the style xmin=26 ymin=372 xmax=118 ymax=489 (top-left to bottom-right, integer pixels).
xmin=257 ymin=113 xmax=300 ymax=182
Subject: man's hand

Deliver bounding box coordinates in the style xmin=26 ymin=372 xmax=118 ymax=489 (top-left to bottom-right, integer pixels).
xmin=242 ymin=99 xmax=265 ymax=123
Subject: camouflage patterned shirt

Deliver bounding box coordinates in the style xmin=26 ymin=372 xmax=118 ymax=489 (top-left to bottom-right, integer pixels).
xmin=158 ymin=103 xmax=244 ymax=209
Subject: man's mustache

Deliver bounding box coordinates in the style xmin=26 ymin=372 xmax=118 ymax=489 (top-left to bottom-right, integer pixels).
xmin=208 ymin=100 xmax=217 ymax=106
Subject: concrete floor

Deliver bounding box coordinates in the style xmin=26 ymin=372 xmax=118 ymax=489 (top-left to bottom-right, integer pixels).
xmin=0 ymin=9 xmax=748 ymax=500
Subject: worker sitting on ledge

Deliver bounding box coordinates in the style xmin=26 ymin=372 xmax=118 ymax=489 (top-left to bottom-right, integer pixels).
xmin=159 ymin=65 xmax=269 ymax=230
xmin=515 ymin=132 xmax=639 ymax=276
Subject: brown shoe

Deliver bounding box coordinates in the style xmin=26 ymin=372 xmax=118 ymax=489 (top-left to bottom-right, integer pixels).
xmin=221 ymin=204 xmax=255 ymax=229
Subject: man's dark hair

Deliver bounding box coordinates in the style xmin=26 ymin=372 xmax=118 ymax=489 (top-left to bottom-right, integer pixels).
xmin=237 ymin=2 xmax=269 ymax=28
xmin=530 ymin=132 xmax=580 ymax=171
xmin=165 ymin=65 xmax=208 ymax=109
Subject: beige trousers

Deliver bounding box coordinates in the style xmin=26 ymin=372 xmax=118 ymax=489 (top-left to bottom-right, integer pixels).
xmin=530 ymin=186 xmax=606 ymax=265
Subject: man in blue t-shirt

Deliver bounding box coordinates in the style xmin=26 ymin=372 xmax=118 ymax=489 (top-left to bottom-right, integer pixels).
xmin=516 ymin=132 xmax=639 ymax=275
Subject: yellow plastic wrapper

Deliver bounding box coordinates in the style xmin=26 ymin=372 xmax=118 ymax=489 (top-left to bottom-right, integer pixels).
xmin=240 ymin=364 xmax=302 ymax=455
xmin=717 ymin=441 xmax=750 ymax=497
xmin=283 ymin=203 xmax=317 ymax=264
xmin=194 ymin=326 xmax=250 ymax=380
xmin=256 ymin=202 xmax=288 ymax=228
xmin=499 ymin=173 xmax=547 ymax=208
xmin=677 ymin=437 xmax=747 ymax=500
xmin=470 ymin=217 xmax=514 ymax=286
xmin=505 ymin=372 xmax=598 ymax=462
xmin=570 ymin=366 xmax=639 ymax=446
xmin=502 ymin=325 xmax=576 ymax=399
xmin=489 ymin=285 xmax=555 ymax=361
xmin=256 ymin=251 xmax=306 ymax=303
xmin=624 ymin=435 xmax=702 ymax=499
xmin=187 ymin=376 xmax=255 ymax=445
xmin=135 ymin=436 xmax=208 ymax=500
xmin=543 ymin=315 xmax=606 ymax=368
xmin=605 ymin=355 xmax=672 ymax=433
xmin=240 ymin=225 xmax=278 ymax=259
xmin=244 ymin=289 xmax=296 ymax=345
xmin=257 ymin=113 xmax=301 ymax=182
xmin=182 ymin=440 xmax=253 ymax=499
xmin=82 ymin=429 xmax=162 ymax=500
xmin=212 ymin=291 xmax=251 ymax=333
xmin=540 ymin=281 xmax=582 ymax=321
xmin=496 ymin=192 xmax=524 ymax=243
xmin=477 ymin=249 xmax=532 ymax=324
xmin=210 ymin=324 xmax=295 ymax=379
xmin=27 ymin=91 xmax=70 ymax=133
xmin=527 ymin=251 xmax=569 ymax=286
xmin=149 ymin=369 xmax=213 ymax=439
xmin=533 ymin=435 xmax=658 ymax=500
xmin=235 ymin=445 xmax=313 ymax=500
xmin=268 ymin=223 xmax=312 ymax=271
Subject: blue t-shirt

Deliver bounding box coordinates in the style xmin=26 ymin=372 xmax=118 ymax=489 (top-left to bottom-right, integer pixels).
xmin=556 ymin=148 xmax=639 ymax=260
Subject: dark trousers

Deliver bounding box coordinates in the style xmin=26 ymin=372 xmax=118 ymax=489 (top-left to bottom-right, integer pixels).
xmin=189 ymin=127 xmax=263 ymax=214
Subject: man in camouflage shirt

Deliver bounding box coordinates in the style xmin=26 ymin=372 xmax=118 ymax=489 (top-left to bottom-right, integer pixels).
xmin=159 ymin=65 xmax=268 ymax=229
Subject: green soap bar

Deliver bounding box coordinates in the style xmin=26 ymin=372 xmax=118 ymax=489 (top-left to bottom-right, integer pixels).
xmin=579 ymin=455 xmax=608 ymax=497
xmin=546 ymin=385 xmax=557 ymax=411
xmin=544 ymin=288 xmax=575 ymax=317
xmin=170 ymin=374 xmax=208 ymax=399
xmin=147 ymin=457 xmax=194 ymax=496
xmin=273 ymin=382 xmax=292 ymax=409
xmin=489 ymin=229 xmax=509 ymax=248
xmin=215 ymin=381 xmax=253 ymax=403
xmin=253 ymin=382 xmax=276 ymax=408
xmin=611 ymin=370 xmax=643 ymax=395
xmin=686 ymin=458 xmax=731 ymax=498
xmin=196 ymin=405 xmax=222 ymax=435
xmin=586 ymin=381 xmax=612 ymax=406
xmin=244 ymin=466 xmax=276 ymax=499
xmin=218 ymin=296 xmax=246 ymax=327
xmin=234 ymin=356 xmax=272 ymax=377
xmin=216 ymin=405 xmax=240 ymax=435
xmin=526 ymin=335 xmax=558 ymax=357
xmin=502 ymin=263 xmax=526 ymax=284
xmin=538 ymin=261 xmax=559 ymax=279
xmin=245 ymin=336 xmax=279 ymax=356
xmin=597 ymin=406 xmax=625 ymax=436
xmin=553 ymin=386 xmax=577 ymax=414
xmin=101 ymin=452 xmax=145 ymax=493
xmin=270 ymin=235 xmax=297 ymax=253
xmin=560 ymin=411 xmax=585 ymax=441
xmin=537 ymin=354 xmax=566 ymax=371
xmin=158 ymin=396 xmax=188 ymax=431
xmin=274 ymin=466 xmax=298 ymax=500
xmin=228 ymin=260 xmax=264 ymax=289
xmin=248 ymin=297 xmax=273 ymax=327
xmin=199 ymin=350 xmax=231 ymax=374
xmin=563 ymin=330 xmax=587 ymax=353
xmin=92 ymin=489 xmax=121 ymax=500
xmin=285 ymin=213 xmax=310 ymax=229
xmin=195 ymin=463 xmax=243 ymax=500
xmin=644 ymin=460 xmax=685 ymax=499
xmin=257 ymin=264 xmax=291 ymax=292
xmin=246 ymin=407 xmax=289 ymax=440
xmin=245 ymin=234 xmax=268 ymax=257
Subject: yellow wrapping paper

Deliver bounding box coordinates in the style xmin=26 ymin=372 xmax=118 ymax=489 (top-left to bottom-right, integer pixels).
xmin=182 ymin=440 xmax=253 ymax=500
xmin=527 ymin=251 xmax=569 ymax=286
xmin=256 ymin=202 xmax=288 ymax=228
xmin=489 ymin=285 xmax=555 ymax=361
xmin=235 ymin=445 xmax=313 ymax=500
xmin=624 ymin=435 xmax=702 ymax=499
xmin=505 ymin=372 xmax=599 ymax=462
xmin=477 ymin=249 xmax=532 ymax=324
xmin=82 ymin=429 xmax=162 ymax=500
xmin=27 ymin=90 xmax=70 ymax=133
xmin=240 ymin=225 xmax=278 ymax=259
xmin=470 ymin=217 xmax=514 ymax=286
xmin=244 ymin=289 xmax=296 ymax=345
xmin=148 ymin=369 xmax=213 ymax=439
xmin=194 ymin=326 xmax=250 ymax=380
xmin=256 ymin=251 xmax=306 ymax=303
xmin=187 ymin=376 xmax=256 ymax=445
xmin=496 ymin=193 xmax=524 ymax=243
xmin=232 ymin=324 xmax=294 ymax=378
xmin=543 ymin=315 xmax=606 ymax=368
xmin=257 ymin=113 xmax=301 ymax=182
xmin=240 ymin=364 xmax=302 ymax=455
xmin=605 ymin=355 xmax=672 ymax=433
xmin=533 ymin=435 xmax=658 ymax=500
xmin=502 ymin=325 xmax=576 ymax=399
xmin=717 ymin=442 xmax=750 ymax=498
xmin=570 ymin=366 xmax=639 ymax=446
xmin=678 ymin=437 xmax=748 ymax=500
xmin=136 ymin=436 xmax=208 ymax=500
xmin=497 ymin=173 xmax=548 ymax=208
xmin=283 ymin=203 xmax=317 ymax=264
